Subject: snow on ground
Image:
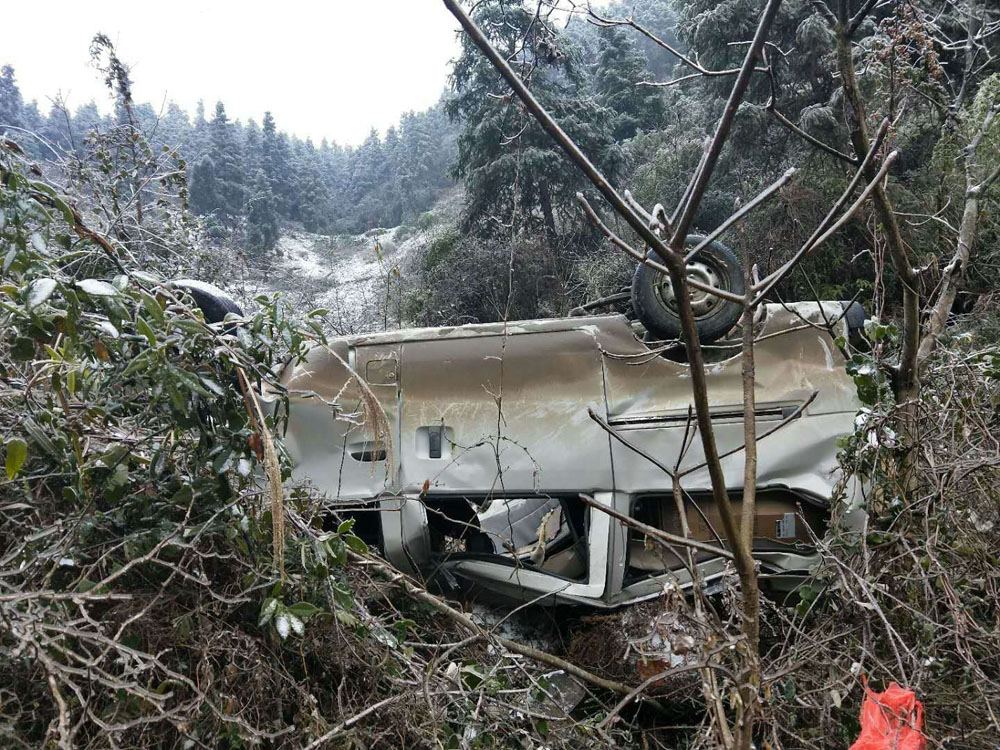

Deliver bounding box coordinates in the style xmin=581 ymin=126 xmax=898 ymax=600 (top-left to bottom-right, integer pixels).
xmin=269 ymin=227 xmax=405 ymax=331
xmin=263 ymin=187 xmax=463 ymax=333
xmin=279 ymin=232 xmax=334 ymax=280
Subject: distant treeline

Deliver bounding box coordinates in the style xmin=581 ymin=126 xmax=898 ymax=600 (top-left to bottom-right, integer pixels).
xmin=0 ymin=64 xmax=459 ymax=243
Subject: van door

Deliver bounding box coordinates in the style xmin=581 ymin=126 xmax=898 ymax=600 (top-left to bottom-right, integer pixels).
xmin=349 ymin=343 xmax=401 ymax=485
xmin=397 ymin=326 xmax=615 ymax=494
xmin=398 ymin=324 xmax=617 ymax=602
xmin=352 ymin=344 xmax=434 ymax=575
xmin=280 ymin=340 xmax=397 ymax=501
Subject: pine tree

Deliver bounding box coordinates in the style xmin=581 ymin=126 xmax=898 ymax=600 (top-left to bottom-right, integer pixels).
xmin=190 ymin=100 xmax=209 ymax=158
xmin=40 ymin=103 xmax=72 ymax=155
xmin=397 ymin=112 xmax=422 ymax=212
xmin=295 ymin=138 xmax=327 ymax=233
xmin=17 ymin=100 xmax=44 ymax=158
xmin=206 ymin=101 xmax=245 ymax=224
xmin=383 ymin=125 xmax=404 ymax=226
xmin=318 ymin=138 xmax=351 ymax=232
xmin=447 ymin=0 xmax=619 ymax=238
xmin=350 ymin=129 xmax=387 ymax=200
xmin=244 ymin=118 xmax=262 ymax=176
xmin=261 ymin=112 xmax=293 ymax=218
xmin=71 ymin=102 xmax=103 ymax=152
xmin=595 ymin=26 xmax=666 ymax=140
xmin=421 ymin=103 xmax=458 ymax=191
xmin=132 ymin=102 xmax=159 ymax=135
xmin=246 ymin=169 xmax=279 ymax=254
xmin=189 ymin=155 xmax=218 ymax=216
xmin=599 ymin=0 xmax=682 ymax=80
xmin=159 ymin=102 xmax=191 ymax=153
xmin=2 ymin=61 xmax=459 ymax=242
xmin=0 ymin=65 xmax=23 ymax=136
xmin=349 ymin=128 xmax=389 ymax=229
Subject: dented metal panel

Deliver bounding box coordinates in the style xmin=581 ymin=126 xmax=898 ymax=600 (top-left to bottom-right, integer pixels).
xmin=600 ymin=302 xmax=859 ymax=423
xmin=396 ymin=327 xmax=612 ymax=495
xmin=596 ymin=302 xmax=857 ymax=499
xmin=278 ymin=341 xmax=386 ymax=498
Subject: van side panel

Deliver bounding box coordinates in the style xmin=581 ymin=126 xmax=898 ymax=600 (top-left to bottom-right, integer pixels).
xmin=397 ymin=329 xmax=614 ymax=495
xmin=280 ymin=341 xmax=395 ymax=498
xmin=596 ymin=303 xmax=858 ymax=499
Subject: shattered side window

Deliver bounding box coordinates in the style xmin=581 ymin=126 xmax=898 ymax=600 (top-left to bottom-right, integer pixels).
xmin=626 ymin=491 xmax=829 ymax=582
xmin=425 ymin=495 xmax=590 ymax=582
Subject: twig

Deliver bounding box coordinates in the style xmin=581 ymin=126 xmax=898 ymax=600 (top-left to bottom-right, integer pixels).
xmin=347 ymin=549 xmax=670 ymax=710
xmin=577 ymin=195 xmax=745 ymax=304
xmin=568 ymin=291 xmax=631 ymax=316
xmin=766 ymin=105 xmax=859 ymax=165
xmin=670 ymin=0 xmax=784 ymax=247
xmin=753 ymin=132 xmax=895 ymax=303
xmin=683 ymin=168 xmax=797 ymax=263
xmin=301 ymin=692 xmax=413 ymax=749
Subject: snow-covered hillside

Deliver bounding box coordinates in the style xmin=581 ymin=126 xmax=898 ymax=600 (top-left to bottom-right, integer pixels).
xmin=251 ymin=187 xmax=462 ymax=333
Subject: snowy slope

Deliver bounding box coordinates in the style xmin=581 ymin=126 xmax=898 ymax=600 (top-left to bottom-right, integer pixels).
xmin=256 ymin=187 xmax=462 ymax=333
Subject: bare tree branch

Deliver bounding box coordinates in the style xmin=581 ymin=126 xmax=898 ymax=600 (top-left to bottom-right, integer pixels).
xmin=811 ymin=0 xmax=839 ymax=27
xmin=683 ymin=168 xmax=797 ymax=263
xmin=670 ymin=0 xmax=785 ymax=247
xmin=754 ymin=151 xmax=899 ymax=304
xmin=576 ymin=193 xmax=746 ymax=304
xmin=752 ymin=118 xmax=891 ymax=296
xmin=441 ymin=0 xmax=674 ymax=265
xmin=585 ymin=8 xmax=768 ymax=81
xmin=577 ymin=493 xmax=735 ymax=561
xmin=765 ymin=98 xmax=860 ymax=165
xmin=848 ymin=0 xmax=884 ymax=36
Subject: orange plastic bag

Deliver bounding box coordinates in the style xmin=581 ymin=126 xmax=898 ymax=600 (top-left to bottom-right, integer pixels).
xmin=849 ymin=677 xmax=926 ymax=750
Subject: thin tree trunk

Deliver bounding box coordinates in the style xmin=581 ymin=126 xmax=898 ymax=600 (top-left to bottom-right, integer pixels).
xmin=667 ymin=262 xmax=760 ymax=750
xmin=736 ymin=266 xmax=760 ymax=750
xmin=540 ymin=180 xmax=557 ymax=244
xmin=740 ymin=275 xmax=757 ymax=554
xmin=917 ymin=188 xmax=979 ymax=363
xmin=834 ymin=19 xmax=921 ymax=467
xmin=917 ymin=103 xmax=998 ymax=365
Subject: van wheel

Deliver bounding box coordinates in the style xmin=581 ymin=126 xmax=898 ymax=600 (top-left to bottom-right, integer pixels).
xmin=631 ymin=235 xmax=745 ymax=343
xmin=170 ymin=280 xmax=245 ymax=394
xmin=171 ymin=279 xmax=243 ymax=324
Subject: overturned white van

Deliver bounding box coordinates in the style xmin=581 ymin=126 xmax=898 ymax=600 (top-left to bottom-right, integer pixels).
xmin=274 ymin=301 xmax=865 ymax=608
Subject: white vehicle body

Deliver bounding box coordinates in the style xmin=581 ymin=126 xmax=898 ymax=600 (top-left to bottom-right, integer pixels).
xmin=276 ymin=302 xmax=863 ymax=608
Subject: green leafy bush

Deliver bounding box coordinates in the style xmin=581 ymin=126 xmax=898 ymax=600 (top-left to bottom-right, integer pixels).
xmin=0 ymin=142 xmax=398 ymax=745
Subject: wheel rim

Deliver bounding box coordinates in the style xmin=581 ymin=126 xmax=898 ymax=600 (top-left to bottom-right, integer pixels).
xmin=654 ymin=257 xmax=727 ymax=319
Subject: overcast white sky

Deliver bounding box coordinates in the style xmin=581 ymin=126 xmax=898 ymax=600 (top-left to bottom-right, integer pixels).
xmin=3 ymin=1 xmax=466 ymax=145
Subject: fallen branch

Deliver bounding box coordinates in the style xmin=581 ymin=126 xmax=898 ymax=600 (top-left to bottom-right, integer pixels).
xmin=301 ymin=692 xmax=414 ymax=750
xmin=347 ymin=549 xmax=668 ymax=710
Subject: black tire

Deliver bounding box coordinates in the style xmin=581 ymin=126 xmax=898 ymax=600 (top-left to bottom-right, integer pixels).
xmin=171 ymin=279 xmax=243 ymax=324
xmin=171 ymin=280 xmax=245 ymax=394
xmin=631 ymin=235 xmax=745 ymax=343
